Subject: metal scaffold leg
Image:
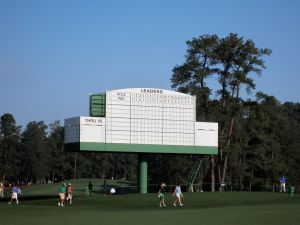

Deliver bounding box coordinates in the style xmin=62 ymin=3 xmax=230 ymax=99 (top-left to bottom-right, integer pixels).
xmin=139 ymin=154 xmax=148 ymax=194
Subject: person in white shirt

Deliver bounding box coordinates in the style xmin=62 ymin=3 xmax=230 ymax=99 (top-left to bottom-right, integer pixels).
xmin=173 ymin=184 xmax=183 ymax=207
xmin=110 ymin=188 xmax=116 ymax=195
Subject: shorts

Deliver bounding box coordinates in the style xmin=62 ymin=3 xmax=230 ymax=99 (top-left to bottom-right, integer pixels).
xmin=176 ymin=193 xmax=181 ymax=198
xmin=59 ymin=193 xmax=65 ymax=200
xmin=66 ymin=194 xmax=72 ymax=200
xmin=159 ymin=193 xmax=164 ymax=201
xmin=12 ymin=193 xmax=18 ymax=199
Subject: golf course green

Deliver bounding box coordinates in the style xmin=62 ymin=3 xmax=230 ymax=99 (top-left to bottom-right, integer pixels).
xmin=0 ymin=179 xmax=299 ymax=225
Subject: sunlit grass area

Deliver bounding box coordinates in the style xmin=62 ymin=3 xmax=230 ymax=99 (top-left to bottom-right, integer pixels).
xmin=1 ymin=179 xmax=299 ymax=225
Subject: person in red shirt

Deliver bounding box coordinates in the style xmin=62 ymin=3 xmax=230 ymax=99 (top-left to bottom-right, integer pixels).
xmin=66 ymin=183 xmax=73 ymax=205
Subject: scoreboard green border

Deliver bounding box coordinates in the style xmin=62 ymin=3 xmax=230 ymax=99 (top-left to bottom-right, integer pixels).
xmin=65 ymin=142 xmax=218 ymax=154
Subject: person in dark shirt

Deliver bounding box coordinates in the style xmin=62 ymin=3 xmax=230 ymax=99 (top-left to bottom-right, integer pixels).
xmin=88 ymin=181 xmax=93 ymax=195
xmin=102 ymin=180 xmax=108 ymax=196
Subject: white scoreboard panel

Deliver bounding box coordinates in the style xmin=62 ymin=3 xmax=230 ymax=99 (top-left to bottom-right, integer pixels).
xmin=195 ymin=122 xmax=218 ymax=147
xmin=105 ymin=88 xmax=196 ymax=146
xmin=65 ymin=116 xmax=105 ymax=143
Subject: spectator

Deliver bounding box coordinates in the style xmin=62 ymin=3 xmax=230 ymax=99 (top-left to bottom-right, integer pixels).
xmin=88 ymin=181 xmax=93 ymax=196
xmin=279 ymin=175 xmax=287 ymax=192
xmin=0 ymin=182 xmax=4 ymax=197
xmin=9 ymin=184 xmax=19 ymax=205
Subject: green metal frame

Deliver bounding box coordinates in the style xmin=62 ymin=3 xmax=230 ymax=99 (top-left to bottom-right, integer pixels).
xmin=187 ymin=158 xmax=203 ymax=192
xmin=64 ymin=142 xmax=217 ymax=193
xmin=64 ymin=142 xmax=218 ymax=155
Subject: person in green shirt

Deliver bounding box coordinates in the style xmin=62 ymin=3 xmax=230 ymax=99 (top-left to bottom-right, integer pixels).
xmin=58 ymin=183 xmax=66 ymax=207
xmin=158 ymin=183 xmax=167 ymax=207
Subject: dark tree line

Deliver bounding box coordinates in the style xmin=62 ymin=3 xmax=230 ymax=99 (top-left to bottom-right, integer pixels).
xmin=1 ymin=33 xmax=299 ymax=192
xmin=0 ymin=115 xmax=137 ymax=184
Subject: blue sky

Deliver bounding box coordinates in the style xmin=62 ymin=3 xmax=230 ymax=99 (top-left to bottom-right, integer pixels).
xmin=1 ymin=0 xmax=300 ymax=128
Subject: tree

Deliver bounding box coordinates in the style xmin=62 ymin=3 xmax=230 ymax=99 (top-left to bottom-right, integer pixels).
xmin=171 ymin=33 xmax=271 ymax=191
xmin=216 ymin=34 xmax=271 ymax=191
xmin=21 ymin=121 xmax=49 ymax=183
xmin=0 ymin=113 xmax=21 ymax=182
xmin=171 ymin=34 xmax=219 ymax=120
xmin=281 ymin=102 xmax=300 ymax=187
xmin=47 ymin=121 xmax=65 ymax=182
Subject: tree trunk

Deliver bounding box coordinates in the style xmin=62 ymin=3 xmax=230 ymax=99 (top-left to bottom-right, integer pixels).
xmin=239 ymin=175 xmax=243 ymax=192
xmin=238 ymin=147 xmax=243 ymax=191
xmin=102 ymin=167 xmax=106 ymax=179
xmin=249 ymin=164 xmax=255 ymax=191
xmin=52 ymin=162 xmax=55 ymax=183
xmin=271 ymin=143 xmax=275 ymax=192
xmin=219 ymin=114 xmax=235 ymax=191
xmin=61 ymin=167 xmax=64 ymax=182
xmin=211 ymin=155 xmax=215 ymax=192
xmin=73 ymin=152 xmax=77 ymax=180
xmin=219 ymin=156 xmax=228 ymax=192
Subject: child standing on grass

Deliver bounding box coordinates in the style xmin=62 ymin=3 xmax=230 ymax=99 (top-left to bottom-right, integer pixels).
xmin=173 ymin=183 xmax=183 ymax=207
xmin=66 ymin=183 xmax=73 ymax=205
xmin=158 ymin=183 xmax=167 ymax=207
xmin=58 ymin=183 xmax=66 ymax=207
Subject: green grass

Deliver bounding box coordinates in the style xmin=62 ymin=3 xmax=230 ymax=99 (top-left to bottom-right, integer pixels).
xmin=1 ymin=180 xmax=299 ymax=225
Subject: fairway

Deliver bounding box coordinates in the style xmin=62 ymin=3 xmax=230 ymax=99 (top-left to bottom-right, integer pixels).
xmin=0 ymin=181 xmax=299 ymax=225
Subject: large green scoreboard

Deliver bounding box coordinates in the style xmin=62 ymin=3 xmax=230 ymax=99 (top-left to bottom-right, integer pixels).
xmin=64 ymin=88 xmax=218 ymax=193
xmin=65 ymin=88 xmax=218 ymax=155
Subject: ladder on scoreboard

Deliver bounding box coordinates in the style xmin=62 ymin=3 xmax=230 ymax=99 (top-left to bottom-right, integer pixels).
xmin=187 ymin=157 xmax=203 ymax=192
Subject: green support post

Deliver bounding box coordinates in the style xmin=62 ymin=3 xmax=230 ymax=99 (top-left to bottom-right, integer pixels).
xmin=139 ymin=154 xmax=148 ymax=194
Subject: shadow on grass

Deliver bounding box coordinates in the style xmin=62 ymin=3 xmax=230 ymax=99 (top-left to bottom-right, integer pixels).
xmin=0 ymin=195 xmax=57 ymax=203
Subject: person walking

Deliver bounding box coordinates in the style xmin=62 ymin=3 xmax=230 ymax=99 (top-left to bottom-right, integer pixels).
xmin=173 ymin=183 xmax=183 ymax=207
xmin=158 ymin=183 xmax=167 ymax=207
xmin=58 ymin=183 xmax=66 ymax=206
xmin=66 ymin=183 xmax=73 ymax=205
